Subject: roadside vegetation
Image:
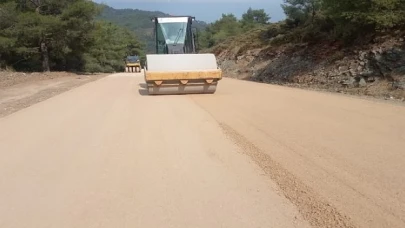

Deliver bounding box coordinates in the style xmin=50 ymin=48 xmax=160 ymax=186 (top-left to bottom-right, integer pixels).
xmin=197 ymin=8 xmax=270 ymax=50
xmin=0 ymin=0 xmax=144 ymax=73
xmin=199 ymin=0 xmax=405 ymax=101
xmin=1 ymin=0 xmax=404 ymax=77
xmin=198 ymin=0 xmax=405 ymax=49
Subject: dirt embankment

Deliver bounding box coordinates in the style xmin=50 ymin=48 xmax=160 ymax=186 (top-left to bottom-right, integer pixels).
xmin=0 ymin=71 xmax=107 ymax=118
xmin=213 ymin=33 xmax=405 ymax=102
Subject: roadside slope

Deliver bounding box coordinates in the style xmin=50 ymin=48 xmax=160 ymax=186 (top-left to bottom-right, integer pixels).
xmin=208 ymin=26 xmax=405 ymax=102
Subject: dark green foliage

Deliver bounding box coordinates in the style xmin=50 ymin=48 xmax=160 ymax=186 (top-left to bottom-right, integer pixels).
xmin=209 ymin=14 xmax=242 ymax=44
xmin=198 ymin=14 xmax=241 ymax=49
xmin=321 ymin=0 xmax=405 ymax=44
xmin=3 ymin=0 xmax=404 ymax=72
xmin=281 ymin=0 xmax=321 ymax=27
xmin=84 ymin=21 xmax=144 ymax=73
xmin=279 ymin=0 xmax=405 ymax=46
xmin=322 ymin=0 xmax=405 ymax=29
xmin=0 ymin=1 xmax=144 ymax=72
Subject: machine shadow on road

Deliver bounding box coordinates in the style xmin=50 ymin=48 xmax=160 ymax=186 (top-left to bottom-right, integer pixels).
xmin=138 ymin=89 xmax=149 ymax=96
xmin=137 ymin=82 xmax=219 ymax=96
xmin=138 ymin=83 xmax=149 ymax=96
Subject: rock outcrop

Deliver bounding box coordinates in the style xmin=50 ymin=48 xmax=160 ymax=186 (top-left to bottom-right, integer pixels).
xmin=215 ymin=36 xmax=405 ymax=101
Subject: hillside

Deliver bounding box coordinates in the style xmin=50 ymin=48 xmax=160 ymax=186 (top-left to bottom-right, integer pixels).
xmin=211 ymin=28 xmax=405 ymax=102
xmin=97 ymin=5 xmax=208 ymax=53
xmin=200 ymin=2 xmax=405 ymax=102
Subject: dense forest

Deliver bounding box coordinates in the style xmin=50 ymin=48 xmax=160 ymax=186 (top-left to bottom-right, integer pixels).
xmin=0 ymin=0 xmax=144 ymax=73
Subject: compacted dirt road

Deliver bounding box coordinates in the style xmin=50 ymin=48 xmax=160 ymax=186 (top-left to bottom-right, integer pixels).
xmin=0 ymin=72 xmax=404 ymax=228
xmin=0 ymin=71 xmax=106 ymax=118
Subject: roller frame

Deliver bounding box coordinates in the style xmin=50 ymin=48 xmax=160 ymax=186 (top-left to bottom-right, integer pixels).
xmin=146 ymin=79 xmax=219 ymax=95
xmin=125 ymin=63 xmax=141 ymax=73
xmin=144 ymin=68 xmax=222 ymax=95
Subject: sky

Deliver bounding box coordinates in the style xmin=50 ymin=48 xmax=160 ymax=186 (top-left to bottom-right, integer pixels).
xmin=94 ymin=0 xmax=286 ymax=23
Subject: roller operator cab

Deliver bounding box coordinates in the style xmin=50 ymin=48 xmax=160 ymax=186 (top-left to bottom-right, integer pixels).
xmin=144 ymin=16 xmax=222 ymax=95
xmin=153 ymin=16 xmax=196 ymax=54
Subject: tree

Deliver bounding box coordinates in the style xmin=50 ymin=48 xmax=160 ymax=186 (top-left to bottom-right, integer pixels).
xmin=241 ymin=7 xmax=270 ymax=28
xmin=83 ymin=21 xmax=144 ymax=73
xmin=0 ymin=0 xmax=100 ymax=71
xmin=281 ymin=0 xmax=321 ymax=26
xmin=0 ymin=1 xmax=18 ymax=68
xmin=198 ymin=13 xmax=243 ymax=48
xmin=322 ymin=0 xmax=405 ymax=29
xmin=0 ymin=0 xmax=144 ymax=72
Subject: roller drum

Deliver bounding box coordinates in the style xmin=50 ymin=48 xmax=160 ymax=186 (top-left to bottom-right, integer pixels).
xmin=147 ymin=81 xmax=218 ymax=95
xmin=144 ymin=53 xmax=222 ymax=95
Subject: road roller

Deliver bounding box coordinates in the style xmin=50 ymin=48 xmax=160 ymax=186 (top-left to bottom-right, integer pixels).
xmin=143 ymin=16 xmax=222 ymax=95
xmin=125 ymin=55 xmax=141 ymax=73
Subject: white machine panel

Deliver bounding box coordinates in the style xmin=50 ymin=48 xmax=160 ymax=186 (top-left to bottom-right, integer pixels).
xmin=146 ymin=54 xmax=219 ymax=72
xmin=157 ymin=17 xmax=189 ymax=23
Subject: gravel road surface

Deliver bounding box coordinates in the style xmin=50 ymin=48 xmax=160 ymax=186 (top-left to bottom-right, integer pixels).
xmin=0 ymin=72 xmax=404 ymax=228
